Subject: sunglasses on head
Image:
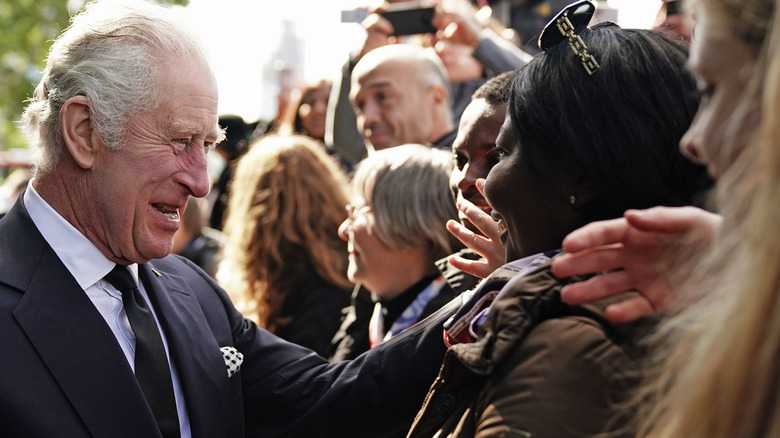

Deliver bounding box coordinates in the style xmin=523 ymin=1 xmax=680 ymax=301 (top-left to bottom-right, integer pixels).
xmin=538 ymin=0 xmax=618 ymax=76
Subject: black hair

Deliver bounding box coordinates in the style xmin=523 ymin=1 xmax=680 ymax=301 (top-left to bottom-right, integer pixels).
xmin=508 ymin=27 xmax=712 ymax=220
xmin=472 ymin=70 xmax=515 ymax=105
xmin=217 ymin=114 xmax=250 ymax=160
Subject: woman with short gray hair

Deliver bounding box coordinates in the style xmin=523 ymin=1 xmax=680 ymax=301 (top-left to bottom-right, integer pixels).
xmin=330 ymin=144 xmax=462 ymax=360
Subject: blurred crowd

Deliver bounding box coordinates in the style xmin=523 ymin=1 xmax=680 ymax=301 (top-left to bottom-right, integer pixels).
xmin=4 ymin=0 xmax=779 ymax=436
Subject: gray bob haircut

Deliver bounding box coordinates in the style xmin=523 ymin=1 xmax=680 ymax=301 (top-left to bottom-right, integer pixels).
xmin=352 ymin=144 xmax=460 ymax=262
xmin=21 ymin=0 xmax=208 ymax=175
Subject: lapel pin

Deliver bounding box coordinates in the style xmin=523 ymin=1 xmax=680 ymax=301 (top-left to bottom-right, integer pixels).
xmin=152 ymin=268 xmax=162 ymax=277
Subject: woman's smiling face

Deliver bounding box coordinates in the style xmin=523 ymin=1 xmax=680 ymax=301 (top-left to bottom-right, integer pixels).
xmin=484 ymin=116 xmax=573 ymax=262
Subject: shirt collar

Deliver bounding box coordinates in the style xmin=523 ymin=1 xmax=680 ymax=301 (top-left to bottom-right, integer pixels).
xmin=24 ymin=181 xmax=139 ymax=289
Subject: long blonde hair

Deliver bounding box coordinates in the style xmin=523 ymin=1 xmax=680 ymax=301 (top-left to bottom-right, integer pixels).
xmin=638 ymin=0 xmax=780 ymax=436
xmin=218 ymin=134 xmax=352 ymax=330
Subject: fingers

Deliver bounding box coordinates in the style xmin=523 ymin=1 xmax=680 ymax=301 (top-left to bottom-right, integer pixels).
xmin=447 ymin=219 xmax=492 ymax=255
xmin=559 ymin=270 xmax=632 ymax=304
xmin=552 ymin=244 xmax=624 ymax=278
xmin=603 ymin=296 xmax=656 ymax=324
xmin=360 ymin=13 xmax=394 ymax=58
xmin=456 ymin=198 xmax=500 ymax=240
xmin=560 ymin=217 xmax=629 ymax=254
xmin=560 ymin=274 xmax=657 ymax=323
xmin=448 ymin=254 xmax=494 ymax=279
xmin=625 ymin=206 xmax=721 ymax=234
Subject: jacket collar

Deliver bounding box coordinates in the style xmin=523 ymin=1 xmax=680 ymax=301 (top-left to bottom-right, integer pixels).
xmin=5 ymin=195 xmax=164 ymax=437
xmin=448 ymin=260 xmax=652 ymax=375
xmin=139 ymin=261 xmax=230 ymax=437
xmin=3 ymin=196 xmax=230 ymax=437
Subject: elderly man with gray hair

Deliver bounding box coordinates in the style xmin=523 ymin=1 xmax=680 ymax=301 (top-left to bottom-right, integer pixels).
xmin=0 ymin=1 xmax=465 ymax=437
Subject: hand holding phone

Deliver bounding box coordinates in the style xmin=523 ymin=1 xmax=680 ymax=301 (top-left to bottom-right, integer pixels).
xmin=665 ymin=0 xmax=682 ymax=16
xmin=380 ymin=1 xmax=437 ymax=36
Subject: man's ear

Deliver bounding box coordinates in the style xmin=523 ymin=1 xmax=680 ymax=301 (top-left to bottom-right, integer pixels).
xmin=429 ymin=84 xmax=449 ymax=106
xmin=60 ymin=95 xmax=98 ymax=169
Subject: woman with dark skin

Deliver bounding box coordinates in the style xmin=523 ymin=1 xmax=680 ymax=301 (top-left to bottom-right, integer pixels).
xmin=408 ymin=3 xmax=712 ymax=436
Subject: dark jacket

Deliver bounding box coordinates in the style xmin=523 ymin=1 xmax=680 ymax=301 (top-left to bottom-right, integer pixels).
xmin=274 ymin=267 xmax=351 ymax=358
xmin=0 ymin=195 xmax=461 ymax=438
xmin=329 ymin=279 xmax=458 ymax=362
xmin=176 ymin=227 xmax=225 ymax=278
xmin=329 ymin=253 xmax=478 ymax=362
xmin=407 ymin=261 xmax=651 ymax=438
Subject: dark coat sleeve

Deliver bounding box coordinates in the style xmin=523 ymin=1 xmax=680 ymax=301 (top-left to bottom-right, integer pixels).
xmin=165 ymin=257 xmax=461 ymax=438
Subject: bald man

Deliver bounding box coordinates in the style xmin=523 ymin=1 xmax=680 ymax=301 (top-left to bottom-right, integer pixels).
xmin=350 ymin=44 xmax=456 ymax=152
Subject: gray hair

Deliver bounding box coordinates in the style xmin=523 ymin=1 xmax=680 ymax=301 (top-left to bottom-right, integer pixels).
xmin=21 ymin=0 xmax=208 ymax=175
xmin=352 ymin=143 xmax=459 ymax=262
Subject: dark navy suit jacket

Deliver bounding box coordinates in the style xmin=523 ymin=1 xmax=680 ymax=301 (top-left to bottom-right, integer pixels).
xmin=0 ymin=196 xmax=458 ymax=437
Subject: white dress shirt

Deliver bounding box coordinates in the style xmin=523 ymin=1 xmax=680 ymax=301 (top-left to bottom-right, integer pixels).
xmin=24 ymin=182 xmax=192 ymax=437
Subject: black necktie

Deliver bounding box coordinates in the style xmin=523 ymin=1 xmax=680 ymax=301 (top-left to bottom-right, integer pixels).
xmin=104 ymin=265 xmax=180 ymax=438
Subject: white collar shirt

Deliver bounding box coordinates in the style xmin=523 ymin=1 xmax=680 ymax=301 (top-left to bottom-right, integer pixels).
xmin=24 ymin=182 xmax=192 ymax=437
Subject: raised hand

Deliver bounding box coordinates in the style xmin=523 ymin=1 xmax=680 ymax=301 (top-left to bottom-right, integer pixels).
xmin=357 ymin=9 xmax=396 ymax=60
xmin=447 ymin=194 xmax=505 ymax=278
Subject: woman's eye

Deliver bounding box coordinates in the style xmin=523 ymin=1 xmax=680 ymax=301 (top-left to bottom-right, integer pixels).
xmin=494 ymin=146 xmax=508 ymax=161
xmin=697 ymin=79 xmax=716 ymax=101
xmin=485 ymin=147 xmax=501 ymax=166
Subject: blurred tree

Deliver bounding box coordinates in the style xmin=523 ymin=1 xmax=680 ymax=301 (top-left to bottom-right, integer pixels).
xmin=0 ymin=0 xmax=189 ymax=153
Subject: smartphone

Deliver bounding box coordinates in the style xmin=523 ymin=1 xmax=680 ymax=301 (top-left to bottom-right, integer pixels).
xmin=380 ymin=3 xmax=437 ymax=36
xmin=341 ymin=8 xmax=369 ymax=23
xmin=666 ymin=0 xmax=682 ymax=16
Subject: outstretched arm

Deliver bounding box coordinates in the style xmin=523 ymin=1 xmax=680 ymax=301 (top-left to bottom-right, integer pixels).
xmin=551 ymin=206 xmax=721 ymax=323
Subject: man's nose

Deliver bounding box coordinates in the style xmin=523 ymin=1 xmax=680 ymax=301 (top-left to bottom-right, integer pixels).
xmin=180 ymin=146 xmax=211 ymax=198
xmin=362 ymin=101 xmax=382 ymax=127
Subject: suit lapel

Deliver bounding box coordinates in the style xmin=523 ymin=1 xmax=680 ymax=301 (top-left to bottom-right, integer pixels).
xmin=139 ymin=263 xmax=228 ymax=437
xmin=6 ymin=199 xmax=162 ymax=438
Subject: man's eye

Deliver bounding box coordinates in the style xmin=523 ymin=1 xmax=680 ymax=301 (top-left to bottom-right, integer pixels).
xmin=377 ymin=92 xmax=390 ymax=105
xmin=453 ymin=152 xmax=468 ymax=170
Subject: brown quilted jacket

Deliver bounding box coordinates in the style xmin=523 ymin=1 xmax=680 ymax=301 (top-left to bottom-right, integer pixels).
xmin=407 ymin=260 xmax=652 ymax=438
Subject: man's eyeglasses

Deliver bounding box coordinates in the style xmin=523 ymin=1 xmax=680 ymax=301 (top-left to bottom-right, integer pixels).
xmin=538 ymin=0 xmax=617 ymax=76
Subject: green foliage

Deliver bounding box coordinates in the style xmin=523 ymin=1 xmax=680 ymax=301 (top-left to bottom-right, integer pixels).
xmin=0 ymin=0 xmax=189 ymax=152
xmin=0 ymin=0 xmax=69 ymax=151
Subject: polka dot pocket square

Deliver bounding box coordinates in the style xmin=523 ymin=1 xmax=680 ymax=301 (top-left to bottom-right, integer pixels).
xmin=220 ymin=346 xmax=244 ymax=378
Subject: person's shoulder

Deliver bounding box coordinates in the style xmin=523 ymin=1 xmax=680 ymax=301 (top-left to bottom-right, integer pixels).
xmin=474 ymin=316 xmax=639 ymax=438
xmin=519 ymin=315 xmax=632 ymax=371
xmin=152 ymin=253 xmax=203 ymax=275
xmin=484 ymin=260 xmax=644 ymax=371
xmin=150 ymin=254 xmax=221 ymax=293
